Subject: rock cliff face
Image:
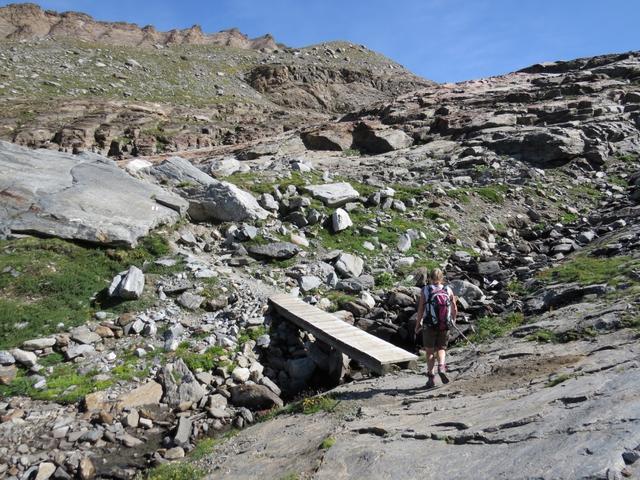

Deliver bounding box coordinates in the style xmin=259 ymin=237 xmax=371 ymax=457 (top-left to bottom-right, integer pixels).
xmin=0 ymin=3 xmax=277 ymax=50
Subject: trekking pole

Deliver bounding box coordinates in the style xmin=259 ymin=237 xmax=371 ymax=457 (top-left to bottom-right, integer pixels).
xmin=451 ymin=321 xmax=479 ymax=351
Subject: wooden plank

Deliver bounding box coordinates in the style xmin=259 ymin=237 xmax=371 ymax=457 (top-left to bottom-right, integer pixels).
xmin=269 ymin=294 xmax=417 ymax=374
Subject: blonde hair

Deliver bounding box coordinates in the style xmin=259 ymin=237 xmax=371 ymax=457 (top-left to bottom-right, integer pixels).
xmin=429 ymin=268 xmax=444 ymax=284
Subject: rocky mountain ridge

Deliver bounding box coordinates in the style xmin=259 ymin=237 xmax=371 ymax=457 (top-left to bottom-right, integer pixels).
xmin=0 ymin=3 xmax=277 ymax=50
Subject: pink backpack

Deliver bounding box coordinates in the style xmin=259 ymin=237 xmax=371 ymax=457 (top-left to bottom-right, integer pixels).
xmin=423 ymin=285 xmax=452 ymax=331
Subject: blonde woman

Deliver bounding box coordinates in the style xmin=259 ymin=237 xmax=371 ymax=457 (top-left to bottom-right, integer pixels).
xmin=414 ymin=268 xmax=458 ymax=388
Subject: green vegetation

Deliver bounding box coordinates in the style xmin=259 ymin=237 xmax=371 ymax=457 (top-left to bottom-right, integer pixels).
xmin=0 ymin=234 xmax=176 ymax=349
xmin=506 ymin=280 xmax=528 ymax=296
xmin=237 ymin=325 xmax=269 ymax=346
xmin=279 ymin=473 xmax=300 ymax=480
xmin=446 ymin=189 xmax=471 ymax=204
xmin=475 ymin=185 xmax=508 ymax=204
xmin=559 ymin=212 xmax=579 ymax=224
xmin=290 ymin=395 xmax=340 ymax=415
xmin=375 ymin=272 xmax=396 ymax=289
xmin=320 ymin=436 xmax=336 ymax=449
xmin=527 ymin=327 xmax=598 ymax=344
xmin=225 ymin=171 xmax=323 ymax=196
xmin=0 ymin=353 xmax=147 ymax=403
xmin=343 ymin=148 xmax=361 ymax=157
xmin=526 ymin=329 xmax=558 ymax=343
xmin=546 ymin=374 xmax=572 ymax=388
xmin=323 ymin=291 xmax=357 ymax=312
xmin=467 ymin=312 xmax=525 ymax=343
xmin=175 ymin=344 xmax=230 ymax=372
xmin=538 ymin=255 xmax=638 ymax=287
xmin=142 ymin=462 xmax=205 ymax=480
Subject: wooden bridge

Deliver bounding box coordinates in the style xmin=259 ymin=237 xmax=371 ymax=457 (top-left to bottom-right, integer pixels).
xmin=269 ymin=294 xmax=418 ymax=374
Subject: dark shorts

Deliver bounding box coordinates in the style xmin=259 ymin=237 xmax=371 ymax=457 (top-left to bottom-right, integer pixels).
xmin=423 ymin=327 xmax=448 ymax=350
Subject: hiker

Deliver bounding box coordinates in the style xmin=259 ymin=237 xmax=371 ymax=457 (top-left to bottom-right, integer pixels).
xmin=414 ymin=268 xmax=458 ymax=388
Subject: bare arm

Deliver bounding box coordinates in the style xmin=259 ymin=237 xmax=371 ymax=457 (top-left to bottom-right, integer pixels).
xmin=415 ymin=291 xmax=425 ymax=333
xmin=450 ymin=291 xmax=458 ymax=319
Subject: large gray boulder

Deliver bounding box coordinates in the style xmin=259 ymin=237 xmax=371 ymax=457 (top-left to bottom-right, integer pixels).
xmin=301 ymin=127 xmax=353 ymax=151
xmin=305 ymin=183 xmax=361 ymax=207
xmin=247 ymin=242 xmax=300 ymax=260
xmin=188 ymin=181 xmax=270 ymax=222
xmin=230 ymin=384 xmax=283 ymax=410
xmin=352 ymin=122 xmax=413 ymax=154
xmin=149 ymin=156 xmax=217 ymax=186
xmin=0 ymin=141 xmax=187 ymax=247
xmin=334 ymin=253 xmax=364 ymax=278
xmin=157 ymin=359 xmax=206 ymax=408
xmin=108 ymin=266 xmax=145 ymax=300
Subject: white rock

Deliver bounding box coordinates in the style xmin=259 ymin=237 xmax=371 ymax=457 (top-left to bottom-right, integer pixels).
xmin=10 ymin=348 xmax=37 ymax=367
xmin=332 ymin=208 xmax=353 ymax=232
xmin=231 ymin=367 xmax=251 ymax=382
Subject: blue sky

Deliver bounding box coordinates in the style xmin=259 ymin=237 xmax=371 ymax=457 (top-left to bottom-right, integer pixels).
xmin=4 ymin=0 xmax=639 ymax=82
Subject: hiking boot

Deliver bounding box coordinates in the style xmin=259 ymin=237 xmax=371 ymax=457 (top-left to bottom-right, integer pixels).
xmin=425 ymin=374 xmax=436 ymax=389
xmin=437 ymin=363 xmax=449 ymax=384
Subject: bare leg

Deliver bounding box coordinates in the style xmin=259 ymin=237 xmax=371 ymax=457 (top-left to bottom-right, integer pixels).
xmin=426 ymin=347 xmax=436 ymax=375
xmin=437 ymin=349 xmax=446 ymax=368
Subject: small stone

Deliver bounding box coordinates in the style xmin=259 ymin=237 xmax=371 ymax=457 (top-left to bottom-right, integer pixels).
xmin=35 ymin=462 xmax=56 ymax=480
xmin=79 ymin=458 xmax=95 ymax=480
xmin=164 ymin=446 xmax=185 ymax=460
xmin=232 ymin=367 xmax=251 ymax=383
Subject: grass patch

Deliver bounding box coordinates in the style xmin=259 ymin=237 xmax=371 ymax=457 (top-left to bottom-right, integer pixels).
xmin=319 ymin=436 xmax=336 ymax=449
xmin=0 ymin=234 xmax=173 ymax=349
xmin=323 ymin=291 xmax=357 ymax=312
xmin=467 ymin=312 xmax=525 ymax=343
xmin=538 ymin=255 xmax=636 ymax=286
xmin=526 ymin=329 xmax=558 ymax=343
xmin=0 ymin=353 xmax=148 ymax=403
xmin=446 ymin=189 xmax=471 ymax=204
xmin=290 ymin=395 xmax=340 ymax=415
xmin=142 ymin=463 xmax=205 ymax=480
xmin=475 ymin=185 xmax=508 ymax=204
xmin=176 ymin=344 xmax=229 ymax=372
xmin=343 ymin=148 xmax=361 ymax=157
xmin=546 ymin=374 xmax=572 ymax=388
xmin=375 ymin=272 xmax=396 ymax=289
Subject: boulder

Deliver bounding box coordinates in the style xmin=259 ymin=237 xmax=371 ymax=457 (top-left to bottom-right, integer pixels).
xmin=157 ymin=359 xmax=206 ymax=408
xmin=299 ymin=275 xmax=322 ymax=292
xmin=301 ymin=127 xmax=353 ymax=151
xmin=188 ymin=181 xmax=270 ymax=222
xmin=230 ymin=384 xmax=284 ymax=410
xmin=65 ymin=344 xmax=95 ymax=360
xmin=173 ymin=416 xmax=192 ymax=446
xmin=21 ymin=337 xmax=56 ymax=351
xmin=209 ymin=157 xmax=242 ymax=177
xmin=116 ymin=381 xmax=163 ymax=409
xmin=149 ymin=156 xmax=216 ymax=186
xmin=334 ymin=252 xmax=364 ymax=278
xmin=108 ymin=266 xmax=145 ymax=300
xmin=247 ymin=242 xmax=299 ymax=260
xmin=177 ymin=292 xmax=205 ymax=310
xmin=10 ymin=348 xmax=37 ymax=367
xmin=0 ymin=141 xmax=187 ymax=247
xmin=332 ymin=208 xmax=353 ymax=232
xmin=352 ymin=121 xmax=413 ymax=154
xmin=0 ymin=351 xmax=15 ymax=365
xmin=450 ymin=280 xmax=485 ymax=303
xmin=305 ymin=183 xmax=361 ymax=207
